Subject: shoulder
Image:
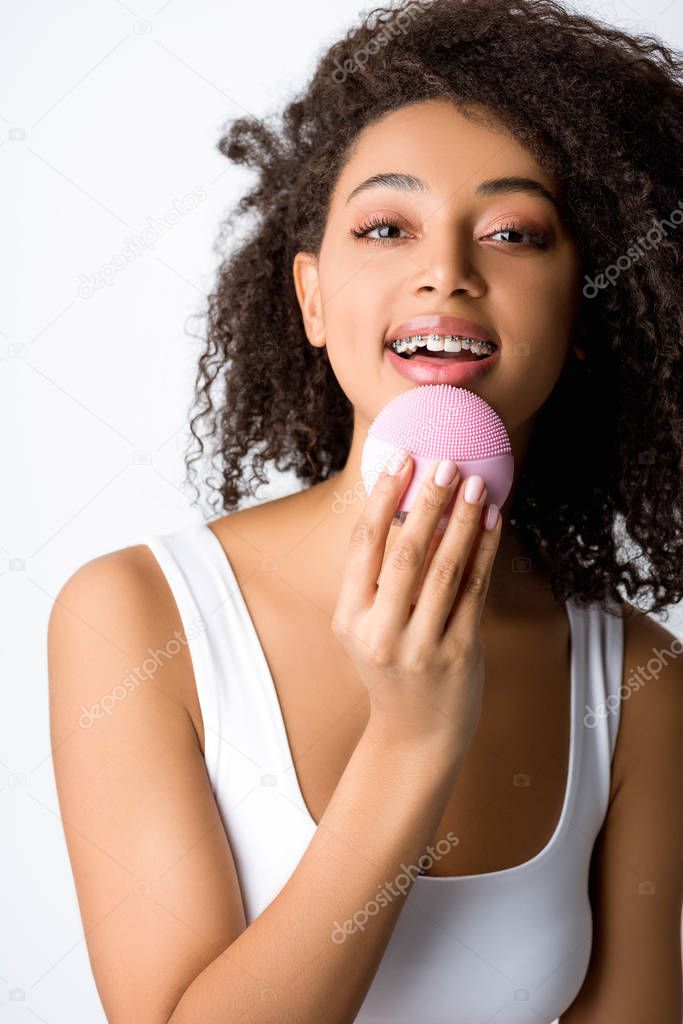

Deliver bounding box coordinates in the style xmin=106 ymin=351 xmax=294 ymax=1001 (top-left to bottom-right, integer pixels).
xmin=609 ymin=604 xmax=683 ymax=792
xmin=50 ymin=544 xmax=171 ymax=614
xmin=48 ymin=541 xmax=200 ymax=744
xmin=49 ymin=542 xmax=185 ymax=655
xmin=619 ymin=600 xmax=683 ymax=704
xmin=615 ymin=604 xmax=683 ymax=769
xmin=564 ymin=602 xmax=683 ymax=1019
xmin=607 ymin=601 xmax=683 ymax=846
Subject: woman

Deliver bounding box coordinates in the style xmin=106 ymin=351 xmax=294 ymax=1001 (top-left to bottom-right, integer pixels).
xmin=48 ymin=0 xmax=683 ymax=1021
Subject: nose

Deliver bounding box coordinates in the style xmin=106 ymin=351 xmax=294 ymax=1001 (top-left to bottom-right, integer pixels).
xmin=410 ymin=223 xmax=485 ymax=299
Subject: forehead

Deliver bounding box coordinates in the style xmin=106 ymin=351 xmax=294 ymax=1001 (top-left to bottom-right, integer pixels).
xmin=332 ymin=98 xmax=557 ymax=207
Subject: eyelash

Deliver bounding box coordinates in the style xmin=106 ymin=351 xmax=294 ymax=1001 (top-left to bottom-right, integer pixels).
xmin=350 ymin=215 xmax=549 ymax=250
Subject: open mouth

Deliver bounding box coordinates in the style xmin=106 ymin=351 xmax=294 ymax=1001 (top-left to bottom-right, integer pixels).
xmin=385 ymin=334 xmax=498 ymax=362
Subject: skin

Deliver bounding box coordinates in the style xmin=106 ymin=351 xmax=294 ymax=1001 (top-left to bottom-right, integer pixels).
xmin=292 ymin=97 xmax=587 ymax=625
xmin=48 ymin=96 xmax=683 ymax=1023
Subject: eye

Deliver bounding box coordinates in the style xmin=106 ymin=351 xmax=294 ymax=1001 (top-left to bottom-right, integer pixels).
xmin=350 ymin=215 xmax=550 ymax=249
xmin=483 ymin=221 xmax=549 ymax=249
xmin=350 ymin=215 xmax=412 ymax=245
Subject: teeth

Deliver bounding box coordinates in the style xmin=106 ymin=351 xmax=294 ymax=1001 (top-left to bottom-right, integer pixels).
xmin=388 ymin=334 xmax=496 ymax=357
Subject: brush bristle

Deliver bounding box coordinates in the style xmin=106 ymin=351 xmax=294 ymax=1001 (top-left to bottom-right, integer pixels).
xmin=368 ymin=385 xmax=510 ymax=459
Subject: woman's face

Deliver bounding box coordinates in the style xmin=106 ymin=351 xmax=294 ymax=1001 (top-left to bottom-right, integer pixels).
xmin=293 ymin=97 xmax=584 ymax=444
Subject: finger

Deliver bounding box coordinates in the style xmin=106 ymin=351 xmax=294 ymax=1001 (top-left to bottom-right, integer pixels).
xmin=442 ymin=504 xmax=502 ymax=639
xmin=373 ymin=459 xmax=461 ymax=636
xmin=407 ymin=474 xmax=489 ymax=644
xmin=332 ymin=453 xmax=413 ymax=627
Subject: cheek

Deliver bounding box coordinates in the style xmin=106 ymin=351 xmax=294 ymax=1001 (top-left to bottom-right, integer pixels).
xmin=321 ymin=329 xmax=377 ymax=415
xmin=318 ymin=258 xmax=391 ymax=366
xmin=319 ymin=253 xmax=378 ymax=331
xmin=493 ymin=340 xmax=570 ymax=433
xmin=494 ymin=288 xmax=575 ymax=426
xmin=498 ymin=263 xmax=578 ymax=392
xmin=320 ymin=242 xmax=397 ymax=318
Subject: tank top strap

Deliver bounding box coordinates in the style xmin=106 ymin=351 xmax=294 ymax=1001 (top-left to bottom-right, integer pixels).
xmin=568 ymin=595 xmax=624 ymax=770
xmin=139 ymin=522 xmax=230 ymax=785
xmin=556 ymin=597 xmax=624 ymax=867
xmin=565 ymin=593 xmax=626 ymax=815
xmin=139 ymin=522 xmax=302 ymax=800
xmin=140 ymin=522 xmax=318 ymax=920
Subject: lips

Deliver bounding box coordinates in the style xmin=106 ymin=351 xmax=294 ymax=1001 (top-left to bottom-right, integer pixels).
xmin=383 ymin=313 xmax=500 ymax=384
xmin=406 ymin=350 xmax=485 ymax=363
xmin=385 ymin=343 xmax=499 ymax=385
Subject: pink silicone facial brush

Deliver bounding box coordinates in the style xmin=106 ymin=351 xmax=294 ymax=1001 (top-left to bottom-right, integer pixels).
xmin=361 ymin=385 xmax=514 ymax=533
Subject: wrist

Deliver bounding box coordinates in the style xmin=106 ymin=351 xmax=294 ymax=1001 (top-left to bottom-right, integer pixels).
xmin=363 ymin=711 xmax=467 ymax=772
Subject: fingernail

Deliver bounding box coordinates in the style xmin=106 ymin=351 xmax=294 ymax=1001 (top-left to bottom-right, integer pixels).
xmin=434 ymin=459 xmax=458 ymax=487
xmin=484 ymin=503 xmax=500 ymax=530
xmin=464 ymin=475 xmax=485 ymax=503
xmin=386 ymin=448 xmax=409 ymax=475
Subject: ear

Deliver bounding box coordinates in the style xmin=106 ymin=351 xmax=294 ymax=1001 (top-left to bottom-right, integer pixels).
xmin=572 ymin=321 xmax=588 ymax=361
xmin=292 ymin=251 xmax=326 ymax=349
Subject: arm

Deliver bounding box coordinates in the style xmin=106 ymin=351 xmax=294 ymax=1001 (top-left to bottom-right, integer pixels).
xmin=48 ymin=546 xmax=464 ymax=1024
xmin=560 ymin=609 xmax=683 ymax=1023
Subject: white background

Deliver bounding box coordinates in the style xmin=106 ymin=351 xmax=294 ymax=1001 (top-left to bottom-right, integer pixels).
xmin=3 ymin=0 xmax=682 ymax=1020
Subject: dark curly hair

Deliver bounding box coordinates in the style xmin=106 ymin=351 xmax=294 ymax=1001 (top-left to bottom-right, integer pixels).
xmin=183 ymin=0 xmax=683 ymax=620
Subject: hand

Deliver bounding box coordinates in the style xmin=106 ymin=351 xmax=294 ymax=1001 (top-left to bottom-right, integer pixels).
xmin=331 ymin=454 xmax=502 ymax=759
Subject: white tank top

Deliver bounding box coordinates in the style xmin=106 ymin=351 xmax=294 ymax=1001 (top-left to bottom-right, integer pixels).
xmin=141 ymin=521 xmax=624 ymax=1024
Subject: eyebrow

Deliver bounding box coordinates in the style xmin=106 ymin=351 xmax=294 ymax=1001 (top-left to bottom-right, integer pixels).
xmin=345 ymin=172 xmax=562 ymax=215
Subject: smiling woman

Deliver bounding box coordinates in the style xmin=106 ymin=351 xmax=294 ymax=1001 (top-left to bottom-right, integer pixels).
xmin=48 ymin=1 xmax=683 ymax=1023
xmin=184 ymin=3 xmax=682 ymax=621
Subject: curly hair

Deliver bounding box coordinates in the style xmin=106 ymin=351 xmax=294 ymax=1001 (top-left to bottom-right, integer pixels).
xmin=183 ymin=0 xmax=683 ymax=620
